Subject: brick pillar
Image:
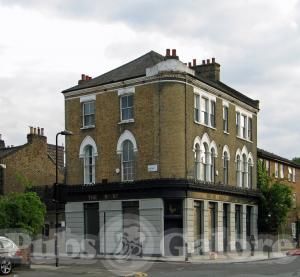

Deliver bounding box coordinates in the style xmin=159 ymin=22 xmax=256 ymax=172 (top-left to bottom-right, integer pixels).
xmin=183 ymin=198 xmax=194 ymax=256
xmin=216 ymin=202 xmax=224 ymax=253
xmin=229 ymin=203 xmax=236 ymax=251
xmin=251 ymin=205 xmax=258 ymax=247
xmin=203 ymin=200 xmax=210 ymax=253
xmin=241 ymin=205 xmax=247 ymax=250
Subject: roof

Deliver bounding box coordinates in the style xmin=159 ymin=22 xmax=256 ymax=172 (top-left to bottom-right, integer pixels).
xmin=62 ymin=51 xmax=165 ymax=93
xmin=62 ymin=50 xmax=259 ymax=109
xmin=0 ymin=143 xmax=65 ymax=169
xmin=257 ymin=148 xmax=300 ymax=169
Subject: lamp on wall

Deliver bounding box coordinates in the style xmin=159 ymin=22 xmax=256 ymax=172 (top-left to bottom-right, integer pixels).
xmin=54 ymin=130 xmax=73 ymax=267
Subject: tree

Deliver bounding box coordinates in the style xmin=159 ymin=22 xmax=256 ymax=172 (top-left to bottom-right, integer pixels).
xmin=292 ymin=157 xmax=300 ymax=165
xmin=0 ymin=192 xmax=46 ymax=236
xmin=257 ymin=160 xmax=293 ymax=233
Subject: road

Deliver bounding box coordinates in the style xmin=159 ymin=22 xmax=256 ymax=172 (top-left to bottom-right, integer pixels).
xmin=12 ymin=256 xmax=300 ymax=277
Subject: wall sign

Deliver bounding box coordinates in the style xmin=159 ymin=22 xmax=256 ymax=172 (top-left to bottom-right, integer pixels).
xmin=148 ymin=164 xmax=158 ymax=172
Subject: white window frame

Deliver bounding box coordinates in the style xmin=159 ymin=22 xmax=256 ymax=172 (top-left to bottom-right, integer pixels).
xmin=210 ymin=100 xmax=216 ymax=128
xmin=223 ymin=105 xmax=229 ymax=133
xmin=235 ymin=107 xmax=253 ymax=142
xmin=275 ymin=162 xmax=279 ymax=178
xmin=194 ymin=88 xmax=216 ymax=129
xmin=194 ymin=94 xmax=200 ymax=123
xmin=83 ymin=145 xmax=96 ymax=184
xmin=120 ymin=94 xmax=134 ymax=122
xmin=121 ymin=140 xmax=135 ymax=182
xmin=82 ymin=101 xmax=95 ymax=128
xmin=288 ymin=167 xmax=292 ymax=181
xmin=292 ymin=168 xmax=296 ymax=182
xmin=280 ymin=164 xmax=284 ymax=178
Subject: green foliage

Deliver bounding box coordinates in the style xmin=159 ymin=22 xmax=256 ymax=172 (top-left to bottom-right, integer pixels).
xmin=257 ymin=160 xmax=293 ymax=233
xmin=0 ymin=192 xmax=46 ymax=235
xmin=292 ymin=157 xmax=300 ymax=165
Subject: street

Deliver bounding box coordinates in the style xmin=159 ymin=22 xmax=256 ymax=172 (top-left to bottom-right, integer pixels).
xmin=12 ymin=256 xmax=300 ymax=277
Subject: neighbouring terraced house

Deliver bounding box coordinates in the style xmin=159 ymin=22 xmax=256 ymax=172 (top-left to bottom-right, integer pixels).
xmin=62 ymin=49 xmax=260 ymax=257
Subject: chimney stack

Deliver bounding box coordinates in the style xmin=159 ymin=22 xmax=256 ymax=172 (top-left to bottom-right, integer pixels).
xmin=165 ymin=48 xmax=179 ymax=60
xmin=78 ymin=74 xmax=92 ymax=85
xmin=194 ymin=57 xmax=221 ymax=81
xmin=27 ymin=126 xmax=47 ymax=144
xmin=193 ymin=59 xmax=197 ymax=67
xmin=0 ymin=134 xmax=5 ymax=149
xmin=166 ymin=49 xmax=171 ymax=57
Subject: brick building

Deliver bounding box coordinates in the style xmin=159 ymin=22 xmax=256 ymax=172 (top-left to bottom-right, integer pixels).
xmin=257 ymin=148 xmax=300 ymax=244
xmin=62 ymin=49 xmax=260 ymax=257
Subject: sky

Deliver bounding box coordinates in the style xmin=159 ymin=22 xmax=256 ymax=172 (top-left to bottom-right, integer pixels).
xmin=0 ymin=0 xmax=299 ymax=158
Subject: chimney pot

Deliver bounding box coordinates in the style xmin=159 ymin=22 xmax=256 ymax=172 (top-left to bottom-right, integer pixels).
xmin=172 ymin=49 xmax=176 ymax=56
xmin=188 ymin=62 xmax=192 ymax=68
xmin=81 ymin=74 xmax=85 ymax=80
xmin=37 ymin=127 xmax=41 ymax=135
xmin=166 ymin=49 xmax=171 ymax=56
xmin=193 ymin=59 xmax=196 ymax=67
xmin=33 ymin=127 xmax=37 ymax=135
xmin=41 ymin=128 xmax=44 ymax=136
xmin=202 ymin=60 xmax=206 ymax=65
xmin=212 ymin=57 xmax=215 ymax=63
xmin=207 ymin=59 xmax=210 ymax=64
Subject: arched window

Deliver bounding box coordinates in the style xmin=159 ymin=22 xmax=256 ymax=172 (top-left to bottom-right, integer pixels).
xmin=84 ymin=145 xmax=95 ymax=184
xmin=122 ymin=140 xmax=135 ymax=181
xmin=195 ymin=143 xmax=201 ymax=180
xmin=211 ymin=148 xmax=216 ymax=183
xmin=242 ymin=154 xmax=248 ymax=187
xmin=248 ymin=158 xmax=253 ymax=188
xmin=236 ymin=155 xmax=241 ymax=187
xmin=223 ymin=151 xmax=229 ymax=185
xmin=203 ymin=143 xmax=210 ymax=182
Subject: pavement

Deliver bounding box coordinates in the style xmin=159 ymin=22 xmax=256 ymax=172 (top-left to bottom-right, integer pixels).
xmin=10 ymin=252 xmax=299 ymax=277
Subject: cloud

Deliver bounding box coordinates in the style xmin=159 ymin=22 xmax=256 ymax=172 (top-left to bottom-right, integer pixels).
xmin=0 ymin=0 xmax=300 ymax=159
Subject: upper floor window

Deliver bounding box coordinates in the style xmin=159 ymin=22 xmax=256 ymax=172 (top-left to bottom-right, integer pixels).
xmin=248 ymin=118 xmax=253 ymax=141
xmin=79 ymin=135 xmax=98 ymax=185
xmin=201 ymin=97 xmax=209 ymax=125
xmin=223 ymin=151 xmax=229 ymax=185
xmin=210 ymin=100 xmax=216 ymax=128
xmin=242 ymin=154 xmax=248 ymax=187
xmin=211 ymin=148 xmax=216 ymax=183
xmin=236 ymin=154 xmax=241 ymax=187
xmin=275 ymin=162 xmax=279 ymax=178
xmin=195 ymin=143 xmax=201 ymax=180
xmin=122 ymin=140 xmax=135 ymax=182
xmin=236 ymin=110 xmax=253 ymax=141
xmin=83 ymin=101 xmax=95 ymax=127
xmin=265 ymin=160 xmax=270 ymax=176
xmin=223 ymin=106 xmax=229 ymax=133
xmin=288 ymin=167 xmax=292 ymax=181
xmin=121 ymin=94 xmax=134 ymax=121
xmin=236 ymin=112 xmax=241 ymax=137
xmin=248 ymin=158 xmax=253 ymax=188
xmin=280 ymin=164 xmax=284 ymax=178
xmin=194 ymin=94 xmax=200 ymax=123
xmin=292 ymin=168 xmax=296 ymax=182
xmin=84 ymin=145 xmax=95 ymax=184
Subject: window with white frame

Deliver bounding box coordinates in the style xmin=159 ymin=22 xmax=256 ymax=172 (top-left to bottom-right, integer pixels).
xmin=84 ymin=145 xmax=95 ymax=184
xmin=223 ymin=106 xmax=229 ymax=133
xmin=203 ymin=142 xmax=210 ymax=182
xmin=292 ymin=168 xmax=296 ymax=182
xmin=223 ymin=151 xmax=229 ymax=185
xmin=195 ymin=144 xmax=201 ymax=180
xmin=242 ymin=154 xmax=248 ymax=187
xmin=280 ymin=164 xmax=284 ymax=178
xmin=236 ymin=155 xmax=241 ymax=187
xmin=120 ymin=94 xmax=134 ymax=121
xmin=265 ymin=160 xmax=270 ymax=176
xmin=201 ymin=97 xmax=209 ymax=125
xmin=210 ymin=100 xmax=216 ymax=128
xmin=248 ymin=158 xmax=253 ymax=188
xmin=275 ymin=162 xmax=279 ymax=178
xmin=211 ymin=148 xmax=216 ymax=183
xmin=288 ymin=167 xmax=292 ymax=181
xmin=248 ymin=118 xmax=253 ymax=141
xmin=236 ymin=112 xmax=241 ymax=137
xmin=122 ymin=140 xmax=135 ymax=181
xmin=194 ymin=94 xmax=200 ymax=123
xmin=241 ymin=115 xmax=247 ymax=139
xmin=83 ymin=101 xmax=95 ymax=127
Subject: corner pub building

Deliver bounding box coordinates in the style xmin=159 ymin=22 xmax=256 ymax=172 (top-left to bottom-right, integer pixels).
xmin=62 ymin=49 xmax=260 ymax=257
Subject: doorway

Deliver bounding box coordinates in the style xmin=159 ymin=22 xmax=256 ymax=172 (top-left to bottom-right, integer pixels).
xmin=84 ymin=203 xmax=100 ymax=254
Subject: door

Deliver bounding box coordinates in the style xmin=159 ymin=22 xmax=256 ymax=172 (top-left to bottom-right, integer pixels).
xmin=122 ymin=201 xmax=140 ymax=256
xmin=84 ymin=203 xmax=100 ymax=254
xmin=223 ymin=203 xmax=229 ymax=252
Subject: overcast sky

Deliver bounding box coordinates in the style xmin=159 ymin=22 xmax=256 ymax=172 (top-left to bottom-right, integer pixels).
xmin=0 ymin=0 xmax=299 ymax=159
